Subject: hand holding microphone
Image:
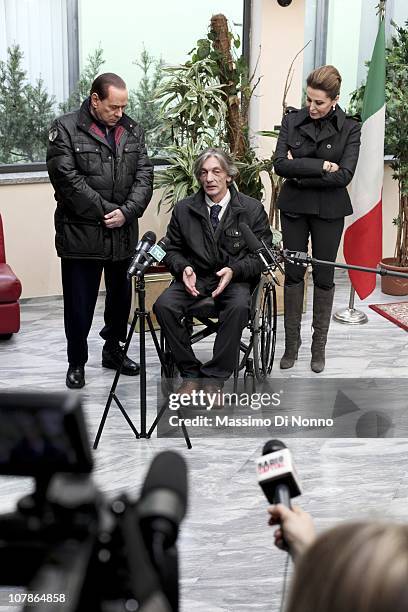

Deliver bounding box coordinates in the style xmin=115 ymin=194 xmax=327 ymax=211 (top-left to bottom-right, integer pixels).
xmin=268 ymin=504 xmax=315 ymax=559
xmin=256 ymin=440 xmax=303 ymax=555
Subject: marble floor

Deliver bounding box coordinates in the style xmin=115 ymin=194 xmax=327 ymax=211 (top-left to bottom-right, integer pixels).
xmin=0 ymin=270 xmax=407 ymax=611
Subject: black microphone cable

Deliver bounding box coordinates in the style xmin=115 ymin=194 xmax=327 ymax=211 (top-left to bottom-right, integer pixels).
xmin=279 ymin=553 xmax=291 ymax=612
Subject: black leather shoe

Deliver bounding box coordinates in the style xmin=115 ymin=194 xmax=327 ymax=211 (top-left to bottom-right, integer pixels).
xmin=102 ymin=344 xmax=140 ymax=376
xmin=66 ymin=365 xmax=85 ymax=389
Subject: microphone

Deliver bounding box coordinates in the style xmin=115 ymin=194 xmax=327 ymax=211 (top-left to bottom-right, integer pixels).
xmin=132 ymin=236 xmax=170 ymax=278
xmin=138 ymin=450 xmax=188 ymax=548
xmin=239 ymin=222 xmax=274 ymax=272
xmin=138 ymin=451 xmax=188 ymax=612
xmin=127 ymin=231 xmax=156 ymax=278
xmin=256 ymin=439 xmax=301 ymax=508
xmin=240 ymin=223 xmax=286 ymax=281
xmin=239 ymin=222 xmax=264 ymax=254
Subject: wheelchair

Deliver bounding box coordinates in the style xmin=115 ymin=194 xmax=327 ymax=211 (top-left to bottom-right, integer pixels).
xmin=159 ymin=273 xmax=278 ymax=388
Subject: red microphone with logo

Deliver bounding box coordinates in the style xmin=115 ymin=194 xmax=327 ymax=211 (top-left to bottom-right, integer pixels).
xmin=256 ymin=440 xmax=302 ymax=551
xmin=256 ymin=439 xmax=302 ymax=508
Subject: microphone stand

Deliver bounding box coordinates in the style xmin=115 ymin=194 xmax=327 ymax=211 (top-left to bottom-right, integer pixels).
xmin=281 ymin=249 xmax=408 ymax=280
xmin=93 ymin=271 xmax=191 ymax=450
xmin=256 ymin=242 xmax=408 ymax=281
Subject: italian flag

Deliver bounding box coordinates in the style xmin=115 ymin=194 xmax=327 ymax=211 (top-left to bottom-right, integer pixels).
xmin=343 ymin=17 xmax=386 ymax=300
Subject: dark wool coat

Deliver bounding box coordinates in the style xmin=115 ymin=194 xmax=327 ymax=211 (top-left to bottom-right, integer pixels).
xmin=164 ymin=185 xmax=272 ymax=286
xmin=274 ymin=106 xmax=361 ymax=219
xmin=47 ymin=98 xmax=153 ymax=260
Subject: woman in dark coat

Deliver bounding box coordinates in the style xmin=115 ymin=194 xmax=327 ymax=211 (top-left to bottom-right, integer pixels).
xmin=274 ymin=65 xmax=361 ymax=373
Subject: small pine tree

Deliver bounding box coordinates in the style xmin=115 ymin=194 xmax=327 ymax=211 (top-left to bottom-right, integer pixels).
xmin=127 ymin=47 xmax=171 ymax=156
xmin=25 ymin=78 xmax=56 ymax=161
xmin=59 ymin=47 xmax=105 ymax=113
xmin=0 ymin=45 xmax=56 ymax=163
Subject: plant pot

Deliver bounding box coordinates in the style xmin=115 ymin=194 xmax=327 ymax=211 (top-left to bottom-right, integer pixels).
xmin=380 ymin=258 xmax=408 ymax=296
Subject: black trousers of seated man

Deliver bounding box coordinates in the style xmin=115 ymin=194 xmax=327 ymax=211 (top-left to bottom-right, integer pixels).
xmin=154 ymin=280 xmax=251 ymax=380
xmin=61 ymin=258 xmax=132 ymax=366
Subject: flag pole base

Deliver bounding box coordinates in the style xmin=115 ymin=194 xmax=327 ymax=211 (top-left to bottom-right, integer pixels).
xmin=333 ymin=308 xmax=368 ymax=325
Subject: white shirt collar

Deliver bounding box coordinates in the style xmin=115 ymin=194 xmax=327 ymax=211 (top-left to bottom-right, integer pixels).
xmin=205 ymin=189 xmax=231 ymax=221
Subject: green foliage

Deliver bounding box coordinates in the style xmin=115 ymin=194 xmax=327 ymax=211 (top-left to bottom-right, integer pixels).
xmin=257 ymin=130 xmax=280 ymax=138
xmin=0 ymin=45 xmax=103 ymax=163
xmin=349 ymin=20 xmax=408 ymax=265
xmin=154 ymin=57 xmax=228 ymax=147
xmin=0 ymin=45 xmax=55 ymax=163
xmin=153 ymin=23 xmax=267 ymax=211
xmin=154 ymin=139 xmax=206 ymax=212
xmin=59 ymin=47 xmax=105 ymax=113
xmin=24 ymin=78 xmax=56 ymax=162
xmin=0 ymin=43 xmax=171 ymax=165
xmin=236 ymin=151 xmax=272 ymax=202
xmin=127 ymin=47 xmax=171 ymax=156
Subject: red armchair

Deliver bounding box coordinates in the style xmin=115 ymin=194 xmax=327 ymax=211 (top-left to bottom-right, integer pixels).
xmin=0 ymin=214 xmax=22 ymax=338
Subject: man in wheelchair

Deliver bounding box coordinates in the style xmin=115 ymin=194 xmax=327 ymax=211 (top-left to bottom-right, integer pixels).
xmin=154 ymin=148 xmax=272 ymax=395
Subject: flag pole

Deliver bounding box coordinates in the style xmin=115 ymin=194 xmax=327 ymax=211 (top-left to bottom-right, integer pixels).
xmin=333 ymin=285 xmax=368 ymax=324
xmin=337 ymin=1 xmax=386 ymax=323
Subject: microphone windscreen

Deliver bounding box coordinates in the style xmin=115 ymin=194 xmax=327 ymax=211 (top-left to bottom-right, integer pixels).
xmin=141 ymin=230 xmax=156 ymax=243
xmin=263 ymin=439 xmax=287 ymax=455
xmin=157 ymin=236 xmax=170 ymax=249
xmin=142 ymin=451 xmax=188 ymax=514
xmin=239 ymin=223 xmax=263 ymax=253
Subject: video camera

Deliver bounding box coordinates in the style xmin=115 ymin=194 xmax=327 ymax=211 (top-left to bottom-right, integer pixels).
xmin=0 ymin=392 xmax=186 ymax=612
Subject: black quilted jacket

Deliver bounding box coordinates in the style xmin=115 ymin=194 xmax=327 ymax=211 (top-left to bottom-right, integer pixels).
xmin=47 ymin=98 xmax=153 ymax=260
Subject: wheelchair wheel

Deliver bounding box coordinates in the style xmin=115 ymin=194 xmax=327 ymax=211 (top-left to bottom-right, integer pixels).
xmin=253 ymin=277 xmax=277 ymax=381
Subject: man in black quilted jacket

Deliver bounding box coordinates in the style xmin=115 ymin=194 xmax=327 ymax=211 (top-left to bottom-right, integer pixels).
xmin=47 ymin=73 xmax=153 ymax=389
xmin=154 ymin=148 xmax=271 ymax=392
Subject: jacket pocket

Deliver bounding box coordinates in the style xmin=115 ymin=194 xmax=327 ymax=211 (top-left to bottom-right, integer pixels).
xmin=122 ymin=143 xmax=140 ymax=176
xmin=223 ymin=229 xmax=245 ymax=255
xmin=288 ymin=136 xmax=306 ymax=151
xmin=73 ymin=142 xmax=103 ymax=175
xmin=62 ymin=220 xmax=106 ymax=257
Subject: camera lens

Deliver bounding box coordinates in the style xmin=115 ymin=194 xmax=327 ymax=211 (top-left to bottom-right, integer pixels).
xmin=277 ymin=0 xmax=293 ymax=6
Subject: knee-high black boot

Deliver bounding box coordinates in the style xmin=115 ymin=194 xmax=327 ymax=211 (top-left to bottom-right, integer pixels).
xmin=280 ymin=281 xmax=304 ymax=370
xmin=311 ymin=285 xmax=335 ymax=373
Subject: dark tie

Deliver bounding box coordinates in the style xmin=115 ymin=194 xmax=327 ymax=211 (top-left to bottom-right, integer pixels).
xmin=210 ymin=204 xmax=222 ymax=230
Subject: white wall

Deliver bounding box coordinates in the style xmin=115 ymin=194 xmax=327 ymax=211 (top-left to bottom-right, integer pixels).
xmin=249 ymin=0 xmax=306 ymax=160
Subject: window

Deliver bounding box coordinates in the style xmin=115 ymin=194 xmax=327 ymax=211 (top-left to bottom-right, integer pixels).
xmin=0 ymin=0 xmax=244 ymax=168
xmin=303 ymin=0 xmax=407 ymax=108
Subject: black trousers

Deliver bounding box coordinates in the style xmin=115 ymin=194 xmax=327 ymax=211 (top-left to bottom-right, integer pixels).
xmin=154 ymin=280 xmax=251 ymax=380
xmin=61 ymin=258 xmax=131 ymax=365
xmin=280 ymin=213 xmax=344 ymax=289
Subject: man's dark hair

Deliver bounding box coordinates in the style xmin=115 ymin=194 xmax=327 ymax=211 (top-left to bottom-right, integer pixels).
xmin=90 ymin=73 xmax=127 ymax=100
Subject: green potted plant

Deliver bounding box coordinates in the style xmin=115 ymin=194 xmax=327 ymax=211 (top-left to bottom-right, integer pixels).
xmin=153 ymin=15 xmax=267 ymax=210
xmin=349 ymin=20 xmax=408 ymax=295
